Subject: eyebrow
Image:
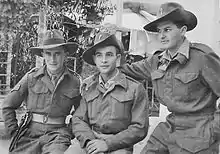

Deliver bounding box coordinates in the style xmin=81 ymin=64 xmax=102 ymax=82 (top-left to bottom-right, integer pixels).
xmin=158 ymin=25 xmax=172 ymax=29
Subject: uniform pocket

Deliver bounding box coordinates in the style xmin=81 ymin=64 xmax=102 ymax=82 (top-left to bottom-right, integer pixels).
xmin=174 ymin=72 xmax=198 ymax=83
xmin=30 ymin=84 xmax=49 ymax=109
xmin=175 ymin=120 xmax=214 ymax=153
xmin=176 ymin=136 xmax=210 ymax=153
xmin=110 ymin=91 xmax=133 ymax=121
xmin=173 ymin=72 xmax=201 ymax=99
xmin=59 ymin=89 xmax=80 ymax=114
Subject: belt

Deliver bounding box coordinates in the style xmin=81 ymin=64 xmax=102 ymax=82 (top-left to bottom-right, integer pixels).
xmin=32 ymin=113 xmax=66 ymax=124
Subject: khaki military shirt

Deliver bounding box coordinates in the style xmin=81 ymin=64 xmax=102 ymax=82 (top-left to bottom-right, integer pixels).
xmin=2 ymin=65 xmax=81 ymax=136
xmin=72 ymin=71 xmax=149 ymax=152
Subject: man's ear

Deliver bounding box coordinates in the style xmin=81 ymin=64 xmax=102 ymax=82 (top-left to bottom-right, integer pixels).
xmin=92 ymin=55 xmax=96 ymax=65
xmin=116 ymin=54 xmax=122 ymax=67
xmin=180 ymin=25 xmax=187 ymax=36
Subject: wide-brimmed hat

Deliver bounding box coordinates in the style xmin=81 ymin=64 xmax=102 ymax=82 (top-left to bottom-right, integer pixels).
xmin=143 ymin=2 xmax=197 ymax=32
xmin=29 ymin=29 xmax=78 ymax=57
xmin=82 ymin=32 xmax=123 ymax=65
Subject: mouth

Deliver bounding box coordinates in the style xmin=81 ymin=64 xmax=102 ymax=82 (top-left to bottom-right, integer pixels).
xmin=100 ymin=65 xmax=109 ymax=69
xmin=49 ymin=64 xmax=57 ymax=66
xmin=161 ymin=40 xmax=169 ymax=44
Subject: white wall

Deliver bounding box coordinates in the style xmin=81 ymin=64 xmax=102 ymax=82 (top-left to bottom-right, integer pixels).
xmin=111 ymin=0 xmax=220 ymax=54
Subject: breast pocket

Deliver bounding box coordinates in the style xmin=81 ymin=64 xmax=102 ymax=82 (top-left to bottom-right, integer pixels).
xmin=30 ymin=84 xmax=49 ymax=109
xmin=60 ymin=89 xmax=80 ymax=113
xmin=110 ymin=92 xmax=133 ymax=121
xmin=84 ymin=90 xmax=100 ymax=120
xmin=174 ymin=72 xmax=201 ymax=98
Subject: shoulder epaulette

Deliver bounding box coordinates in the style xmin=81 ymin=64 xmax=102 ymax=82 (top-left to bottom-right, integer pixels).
xmin=81 ymin=73 xmax=98 ymax=91
xmin=190 ymin=43 xmax=214 ymax=54
xmin=27 ymin=67 xmax=39 ymax=74
xmin=125 ymin=74 xmax=140 ymax=84
xmin=153 ymin=50 xmax=164 ymax=56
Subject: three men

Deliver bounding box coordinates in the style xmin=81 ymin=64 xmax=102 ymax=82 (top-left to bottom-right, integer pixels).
xmin=2 ymin=29 xmax=81 ymax=153
xmin=121 ymin=2 xmax=220 ymax=154
xmin=67 ymin=32 xmax=149 ymax=154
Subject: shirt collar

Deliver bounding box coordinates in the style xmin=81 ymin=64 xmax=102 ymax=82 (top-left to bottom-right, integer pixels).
xmin=34 ymin=65 xmax=71 ymax=78
xmin=97 ymin=69 xmax=127 ymax=90
xmin=159 ymin=38 xmax=190 ymax=64
xmin=99 ymin=69 xmax=119 ymax=89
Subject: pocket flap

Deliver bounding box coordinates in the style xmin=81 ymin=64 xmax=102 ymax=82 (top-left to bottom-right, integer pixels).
xmin=175 ymin=73 xmax=198 ymax=83
xmin=63 ymin=89 xmax=80 ymax=98
xmin=110 ymin=90 xmax=133 ymax=102
xmin=176 ymin=137 xmax=210 ymax=153
xmin=84 ymin=89 xmax=99 ymax=102
xmin=31 ymin=84 xmax=48 ymax=94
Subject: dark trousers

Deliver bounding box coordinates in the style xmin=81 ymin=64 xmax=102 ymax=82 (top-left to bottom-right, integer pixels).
xmin=9 ymin=122 xmax=72 ymax=154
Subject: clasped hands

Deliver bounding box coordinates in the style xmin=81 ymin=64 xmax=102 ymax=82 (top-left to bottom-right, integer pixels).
xmin=86 ymin=139 xmax=108 ymax=154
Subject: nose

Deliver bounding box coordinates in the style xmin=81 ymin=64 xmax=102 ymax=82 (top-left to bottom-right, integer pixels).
xmin=51 ymin=54 xmax=56 ymax=61
xmin=159 ymin=31 xmax=166 ymax=40
xmin=101 ymin=55 xmax=107 ymax=63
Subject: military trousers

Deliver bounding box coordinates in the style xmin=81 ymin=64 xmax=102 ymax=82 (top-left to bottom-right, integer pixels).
xmin=9 ymin=121 xmax=72 ymax=154
xmin=141 ymin=113 xmax=220 ymax=154
xmin=64 ymin=131 xmax=132 ymax=154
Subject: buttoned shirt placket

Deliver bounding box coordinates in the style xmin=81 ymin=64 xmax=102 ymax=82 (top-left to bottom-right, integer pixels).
xmin=42 ymin=71 xmax=65 ymax=135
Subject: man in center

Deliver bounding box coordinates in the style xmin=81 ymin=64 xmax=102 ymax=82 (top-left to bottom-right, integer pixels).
xmin=67 ymin=32 xmax=149 ymax=154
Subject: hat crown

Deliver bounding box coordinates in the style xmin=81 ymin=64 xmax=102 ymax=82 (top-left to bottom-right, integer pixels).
xmin=43 ymin=29 xmax=65 ymax=45
xmin=94 ymin=32 xmax=112 ymax=45
xmin=157 ymin=2 xmax=184 ymax=18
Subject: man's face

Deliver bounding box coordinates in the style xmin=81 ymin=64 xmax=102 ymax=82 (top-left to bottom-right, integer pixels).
xmin=43 ymin=46 xmax=66 ymax=74
xmin=157 ymin=21 xmax=186 ymax=52
xmin=93 ymin=46 xmax=121 ymax=77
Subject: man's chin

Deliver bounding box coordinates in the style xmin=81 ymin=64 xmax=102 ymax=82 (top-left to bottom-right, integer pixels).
xmin=47 ymin=67 xmax=59 ymax=73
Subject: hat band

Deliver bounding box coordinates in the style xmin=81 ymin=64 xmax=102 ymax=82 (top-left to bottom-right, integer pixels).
xmin=43 ymin=38 xmax=65 ymax=46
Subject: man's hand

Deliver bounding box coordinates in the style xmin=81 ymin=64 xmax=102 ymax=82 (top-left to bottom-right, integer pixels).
xmin=86 ymin=139 xmax=108 ymax=154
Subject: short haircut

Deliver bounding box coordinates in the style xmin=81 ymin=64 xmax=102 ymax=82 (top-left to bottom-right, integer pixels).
xmin=172 ymin=20 xmax=187 ymax=29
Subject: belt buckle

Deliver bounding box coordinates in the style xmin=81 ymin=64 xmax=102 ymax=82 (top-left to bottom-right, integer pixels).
xmin=43 ymin=114 xmax=49 ymax=123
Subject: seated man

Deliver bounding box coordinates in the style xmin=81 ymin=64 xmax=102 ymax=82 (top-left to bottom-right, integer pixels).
xmin=66 ymin=32 xmax=149 ymax=154
xmin=2 ymin=29 xmax=81 ymax=154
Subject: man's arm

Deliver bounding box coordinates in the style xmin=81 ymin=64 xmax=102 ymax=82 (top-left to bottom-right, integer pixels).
xmin=2 ymin=73 xmax=28 ymax=137
xmin=104 ymin=83 xmax=149 ymax=151
xmin=202 ymin=51 xmax=220 ymax=138
xmin=72 ymin=97 xmax=96 ymax=148
xmin=120 ymin=58 xmax=152 ymax=81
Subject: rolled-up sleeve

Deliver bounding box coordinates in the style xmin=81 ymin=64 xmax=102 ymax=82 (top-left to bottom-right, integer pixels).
xmin=72 ymin=97 xmax=96 ymax=148
xmin=104 ymin=83 xmax=149 ymax=152
xmin=2 ymin=73 xmax=28 ymax=136
xmin=202 ymin=51 xmax=220 ymax=137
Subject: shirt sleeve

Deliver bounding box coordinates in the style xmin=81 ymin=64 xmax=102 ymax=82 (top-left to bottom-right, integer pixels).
xmin=104 ymin=83 xmax=149 ymax=151
xmin=2 ymin=73 xmax=29 ymax=136
xmin=202 ymin=51 xmax=220 ymax=137
xmin=120 ymin=58 xmax=152 ymax=81
xmin=71 ymin=97 xmax=96 ymax=148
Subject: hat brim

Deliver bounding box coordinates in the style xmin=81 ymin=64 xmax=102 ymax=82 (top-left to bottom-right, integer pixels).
xmin=82 ymin=35 xmax=121 ymax=65
xmin=143 ymin=9 xmax=197 ymax=32
xmin=29 ymin=42 xmax=78 ymax=57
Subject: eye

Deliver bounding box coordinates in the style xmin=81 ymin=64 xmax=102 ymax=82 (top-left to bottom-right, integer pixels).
xmin=164 ymin=28 xmax=172 ymax=32
xmin=45 ymin=52 xmax=51 ymax=56
xmin=55 ymin=52 xmax=61 ymax=56
xmin=95 ymin=53 xmax=102 ymax=57
xmin=106 ymin=52 xmax=114 ymax=57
